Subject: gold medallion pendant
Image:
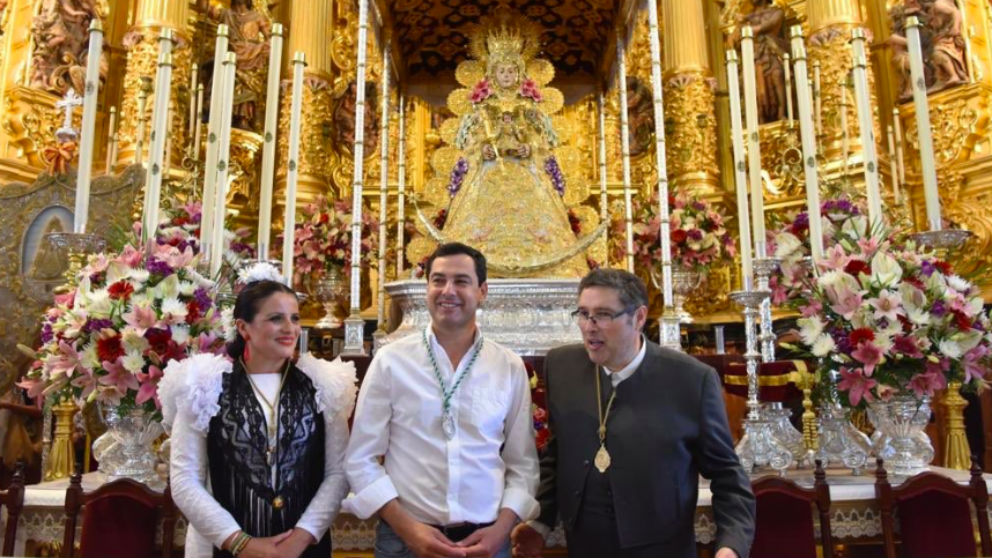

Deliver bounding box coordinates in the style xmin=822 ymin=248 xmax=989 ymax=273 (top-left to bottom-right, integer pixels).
xmin=272 ymin=496 xmax=285 ymax=509
xmin=594 ymin=444 xmax=611 ymax=473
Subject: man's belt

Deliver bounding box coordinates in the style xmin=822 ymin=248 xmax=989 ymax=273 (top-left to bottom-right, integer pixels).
xmin=428 ymin=521 xmax=495 ymax=542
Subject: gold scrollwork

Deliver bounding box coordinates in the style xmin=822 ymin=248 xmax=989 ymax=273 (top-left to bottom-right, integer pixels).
xmin=663 ymin=72 xmax=718 ymax=186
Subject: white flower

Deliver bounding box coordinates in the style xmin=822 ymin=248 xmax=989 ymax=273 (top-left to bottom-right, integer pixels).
xmin=122 ymin=350 xmax=147 ymax=374
xmin=797 ymin=316 xmax=825 ymax=346
xmin=774 ymin=232 xmax=804 ymax=260
xmin=178 ymin=280 xmax=196 ymax=296
xmin=947 ymin=274 xmax=971 ymax=293
xmin=939 ymin=330 xmax=983 ymax=359
xmin=160 ymin=297 xmax=188 ymax=323
xmin=238 ymin=262 xmax=285 ymax=286
xmin=85 ymin=290 xmax=113 ymax=319
xmin=105 ymin=261 xmax=132 ymax=284
xmin=121 ymin=328 xmax=149 ymax=353
xmin=221 ymin=307 xmax=237 ymax=342
xmin=185 ymin=267 xmax=215 ymax=289
xmin=171 ymin=325 xmax=191 ymax=346
xmin=812 ymin=334 xmax=836 ymax=357
xmin=80 ymin=342 xmax=99 ymax=369
xmin=155 ymin=274 xmax=181 ymax=300
xmin=127 ymin=268 xmax=150 ymax=285
xmin=129 ymin=292 xmax=152 ymax=309
xmin=870 ymin=251 xmax=903 ymax=288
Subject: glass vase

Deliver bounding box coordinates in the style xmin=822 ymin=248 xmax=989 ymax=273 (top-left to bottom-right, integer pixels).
xmin=868 ymin=396 xmax=934 ymax=476
xmin=94 ymin=404 xmax=163 ymax=486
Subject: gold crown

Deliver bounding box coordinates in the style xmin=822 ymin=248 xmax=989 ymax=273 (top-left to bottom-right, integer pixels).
xmin=486 ymin=25 xmax=525 ymax=66
xmin=468 ymin=12 xmax=540 ymax=70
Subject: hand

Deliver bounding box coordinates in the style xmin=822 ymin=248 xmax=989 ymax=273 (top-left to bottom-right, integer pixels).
xmin=715 ymin=546 xmax=739 ymax=558
xmin=515 ymin=144 xmax=531 ymax=158
xmin=510 ymin=523 xmax=545 ymax=557
xmin=273 ymin=528 xmax=315 ymax=558
xmin=482 ymin=143 xmax=497 ymax=161
xmin=235 ymin=531 xmax=293 ymax=558
xmin=458 ymin=523 xmax=512 ymax=558
xmin=394 ymin=520 xmax=466 ymax=558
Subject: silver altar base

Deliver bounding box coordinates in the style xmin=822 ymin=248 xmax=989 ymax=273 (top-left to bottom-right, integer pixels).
xmin=381 ymin=279 xmax=583 ymax=356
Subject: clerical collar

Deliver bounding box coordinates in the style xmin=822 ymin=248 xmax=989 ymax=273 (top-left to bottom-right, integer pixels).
xmin=602 ymin=335 xmax=647 ymax=388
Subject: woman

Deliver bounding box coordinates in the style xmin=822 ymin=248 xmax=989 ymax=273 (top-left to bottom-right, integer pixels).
xmin=161 ymin=266 xmax=356 ymax=558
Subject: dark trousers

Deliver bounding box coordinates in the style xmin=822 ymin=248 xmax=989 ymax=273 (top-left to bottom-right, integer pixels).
xmin=565 ymin=468 xmax=688 ymax=557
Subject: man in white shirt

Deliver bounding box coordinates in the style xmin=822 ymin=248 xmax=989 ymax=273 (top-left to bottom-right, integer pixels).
xmin=345 ymin=242 xmax=539 ymax=558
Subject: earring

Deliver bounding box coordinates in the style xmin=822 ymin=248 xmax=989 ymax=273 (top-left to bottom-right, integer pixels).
xmin=243 ymin=334 xmax=251 ymax=363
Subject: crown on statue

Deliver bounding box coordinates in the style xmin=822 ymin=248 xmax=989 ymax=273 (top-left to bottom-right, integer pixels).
xmin=468 ymin=12 xmax=541 ymax=73
xmin=486 ymin=26 xmax=525 ymax=67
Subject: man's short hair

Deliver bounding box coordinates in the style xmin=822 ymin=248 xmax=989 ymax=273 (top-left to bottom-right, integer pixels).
xmin=578 ymin=268 xmax=649 ymax=310
xmin=425 ymin=242 xmax=488 ymax=285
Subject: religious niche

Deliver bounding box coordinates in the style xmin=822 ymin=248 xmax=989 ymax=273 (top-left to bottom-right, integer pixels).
xmin=887 ymin=0 xmax=967 ymax=102
xmin=199 ymin=0 xmax=273 ymax=132
xmin=727 ymin=0 xmax=794 ymax=125
xmin=331 ymin=80 xmax=380 ymax=158
xmin=29 ymin=0 xmax=109 ymax=96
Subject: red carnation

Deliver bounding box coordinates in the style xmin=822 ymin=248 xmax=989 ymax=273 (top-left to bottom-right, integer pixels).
xmin=145 ymin=328 xmax=173 ymax=356
xmin=844 ymin=259 xmax=870 ymax=277
xmin=186 ymin=300 xmax=201 ymax=325
xmin=107 ymin=280 xmax=134 ymax=301
xmin=671 ymin=229 xmax=688 ymax=244
xmin=934 ymin=260 xmax=952 ymax=275
xmin=849 ymin=328 xmax=875 ymax=346
xmin=952 ymin=310 xmax=972 ymax=331
xmin=96 ymin=335 xmax=125 ymax=362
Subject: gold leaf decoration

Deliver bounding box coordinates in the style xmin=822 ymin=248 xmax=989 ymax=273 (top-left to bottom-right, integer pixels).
xmin=541 ymin=87 xmax=564 ymax=115
xmin=406 ymin=235 xmax=438 ymax=267
xmin=527 ymin=59 xmax=555 ymax=86
xmin=456 ymin=60 xmax=484 ymax=87
xmin=447 ymin=88 xmax=473 ymax=116
xmin=439 ymin=118 xmax=461 ymax=146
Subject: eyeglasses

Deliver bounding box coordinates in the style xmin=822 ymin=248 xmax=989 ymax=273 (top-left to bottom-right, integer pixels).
xmin=570 ymin=307 xmax=634 ymax=326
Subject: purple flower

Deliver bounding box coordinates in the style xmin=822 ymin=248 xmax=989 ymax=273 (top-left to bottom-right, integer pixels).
xmin=692 ymin=201 xmax=706 ymax=211
xmin=41 ymin=323 xmax=54 ymax=344
xmin=687 ymin=229 xmax=704 ymax=241
xmin=931 ymin=300 xmax=947 ymax=316
xmin=794 ymin=212 xmax=809 ymax=229
xmin=448 ymin=158 xmax=469 ymax=197
xmin=84 ymin=318 xmax=114 ymax=333
xmin=145 ymin=258 xmax=174 ymax=276
xmin=920 ymin=260 xmax=936 ymax=277
xmin=194 ymin=287 xmax=213 ymax=311
xmin=544 ymin=157 xmax=565 ymax=196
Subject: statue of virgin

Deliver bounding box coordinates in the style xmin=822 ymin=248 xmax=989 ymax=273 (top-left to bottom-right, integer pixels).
xmin=421 ymin=21 xmax=597 ymax=278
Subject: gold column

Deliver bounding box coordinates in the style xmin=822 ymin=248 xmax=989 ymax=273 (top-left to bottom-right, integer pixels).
xmin=942 ymin=382 xmax=971 ymax=470
xmin=276 ymin=0 xmax=334 ymax=216
xmin=661 ymin=0 xmax=719 ymax=196
xmin=805 ymin=0 xmax=872 ymax=161
xmin=117 ymin=1 xmax=191 ymax=169
xmin=44 ymin=402 xmax=77 ymax=481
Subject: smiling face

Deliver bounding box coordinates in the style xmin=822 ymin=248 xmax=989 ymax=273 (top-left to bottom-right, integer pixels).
xmin=426 ymin=254 xmax=487 ymax=333
xmin=236 ymin=292 xmax=301 ymax=365
xmin=494 ymin=63 xmax=520 ymax=89
xmin=576 ymin=286 xmax=646 ymax=370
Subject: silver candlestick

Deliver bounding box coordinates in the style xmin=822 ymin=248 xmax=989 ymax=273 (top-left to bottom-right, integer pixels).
xmin=730 ymin=289 xmax=792 ymax=474
xmin=753 ymin=257 xmax=781 ymax=363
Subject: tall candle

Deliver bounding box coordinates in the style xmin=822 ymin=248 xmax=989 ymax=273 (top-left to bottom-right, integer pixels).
xmin=396 ymin=95 xmax=407 ymax=277
xmin=616 ymin=32 xmax=635 ymax=273
xmin=850 ymin=29 xmax=883 ymax=225
xmin=209 ymin=52 xmax=236 ymax=277
xmin=282 ymin=52 xmax=306 ymax=286
xmin=134 ymin=82 xmax=150 ymax=167
xmin=105 ymin=105 xmax=116 ymax=172
xmin=188 ymin=62 xmax=198 ymax=131
xmin=740 ymin=27 xmax=767 ymax=259
xmin=783 ymin=52 xmax=793 ymax=122
xmin=142 ymin=30 xmax=173 ymax=242
xmin=193 ymin=83 xmax=204 ymax=158
xmin=200 ymin=24 xmax=229 ymax=266
xmin=726 ymin=50 xmax=754 ymax=290
xmin=790 ymin=26 xmax=825 ymax=262
xmin=892 ymin=107 xmax=906 ymax=185
xmin=886 ymin=124 xmax=902 ymax=204
xmin=905 ymin=16 xmax=942 ymax=231
xmin=813 ymin=61 xmax=822 ymax=133
xmin=376 ymin=45 xmax=391 ymax=329
xmin=257 ymin=23 xmax=284 ymax=259
xmin=73 ymin=19 xmax=103 ymax=234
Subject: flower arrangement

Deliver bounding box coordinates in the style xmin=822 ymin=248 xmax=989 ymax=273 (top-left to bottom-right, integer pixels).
xmin=469 ymin=77 xmax=543 ymax=104
xmin=793 ymin=226 xmax=992 ymax=409
xmin=615 ymin=191 xmax=735 ymax=274
xmin=20 ymin=242 xmax=227 ymax=417
xmin=153 ymin=201 xmax=256 ymax=265
xmin=289 ymin=195 xmax=379 ymax=290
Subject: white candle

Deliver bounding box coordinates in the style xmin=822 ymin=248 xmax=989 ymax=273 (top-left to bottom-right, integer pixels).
xmin=134 ymin=84 xmax=149 ymax=167
xmin=813 ymin=61 xmax=822 ymax=133
xmin=193 ymin=83 xmax=204 ymax=158
xmin=201 ymin=24 xmax=229 ymax=266
xmin=209 ymin=52 xmax=236 ymax=277
xmin=887 ymin=124 xmax=902 ymax=204
xmin=783 ymin=52 xmax=793 ymax=122
xmin=790 ymin=26 xmax=825 ymax=262
xmin=726 ymin=50 xmax=754 ymax=290
xmin=142 ymin=30 xmax=173 ymax=242
xmin=282 ymin=52 xmax=306 ymax=286
xmin=892 ymin=108 xmax=906 ymax=185
xmin=396 ymin=95 xmax=407 ymax=277
xmin=257 ymin=23 xmax=284 ymax=259
xmin=348 ymin=0 xmax=369 ymax=319
xmin=597 ymin=92 xmax=609 ymax=224
xmin=616 ymin=32 xmax=635 ymax=273
xmin=188 ymin=62 xmax=198 ymax=131
xmin=105 ymin=105 xmax=116 ymax=172
xmin=740 ymin=27 xmax=767 ymax=259
xmin=73 ymin=19 xmax=103 ymax=234
xmin=850 ymin=29 xmax=883 ymax=226
xmin=376 ymin=45 xmax=391 ymax=329
xmin=905 ymin=16 xmax=942 ymax=231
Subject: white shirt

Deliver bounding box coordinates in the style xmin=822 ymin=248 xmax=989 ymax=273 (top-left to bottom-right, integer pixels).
xmin=344 ymin=326 xmax=539 ymax=525
xmin=602 ymin=335 xmax=647 ymax=387
xmin=170 ymin=375 xmax=350 ymax=556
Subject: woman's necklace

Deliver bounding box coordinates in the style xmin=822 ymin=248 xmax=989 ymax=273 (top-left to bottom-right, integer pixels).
xmin=241 ymin=358 xmax=291 ymax=509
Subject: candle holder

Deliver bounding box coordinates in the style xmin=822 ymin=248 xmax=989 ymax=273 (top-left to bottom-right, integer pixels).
xmin=342 ymin=313 xmax=368 ymax=356
xmin=46 ymin=232 xmax=107 ymax=288
xmin=730 ymin=289 xmax=792 ymax=474
xmin=651 ymin=266 xmax=701 ymax=324
xmin=753 ymin=257 xmax=781 ymax=363
xmin=910 ymin=229 xmax=972 ymax=253
xmin=659 ymin=309 xmax=683 ymax=352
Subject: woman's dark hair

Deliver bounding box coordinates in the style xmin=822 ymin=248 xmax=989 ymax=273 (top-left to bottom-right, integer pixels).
xmin=226 ymin=280 xmax=297 ymax=359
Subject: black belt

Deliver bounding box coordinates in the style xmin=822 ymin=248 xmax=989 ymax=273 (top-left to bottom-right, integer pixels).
xmin=428 ymin=521 xmax=494 ymax=542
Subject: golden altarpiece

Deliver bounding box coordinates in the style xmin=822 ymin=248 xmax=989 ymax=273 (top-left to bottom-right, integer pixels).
xmin=2 ymin=1 xmax=992 ymax=546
